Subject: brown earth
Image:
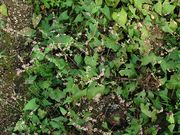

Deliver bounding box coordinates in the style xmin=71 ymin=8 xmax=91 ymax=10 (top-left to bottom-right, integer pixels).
xmin=0 ymin=0 xmax=32 ymax=134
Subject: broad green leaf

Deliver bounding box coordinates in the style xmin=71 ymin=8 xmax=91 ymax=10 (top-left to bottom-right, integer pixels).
xmin=18 ymin=27 xmax=35 ymax=37
xmin=112 ymin=8 xmax=127 ymax=28
xmin=154 ymin=1 xmax=162 ymax=15
xmin=74 ymin=54 xmax=82 ymax=65
xmin=95 ymin=0 xmax=103 ymax=6
xmin=167 ymin=113 xmax=175 ymax=124
xmin=59 ymin=10 xmax=69 ymax=21
xmin=168 ymin=124 xmax=175 ymax=132
xmin=0 ymin=51 xmax=6 ymax=59
xmin=60 ymin=107 xmax=67 ymax=115
xmin=87 ymin=84 xmax=105 ymax=99
xmin=134 ymin=0 xmax=144 ymax=10
xmin=0 ymin=4 xmax=8 ymax=16
xmin=23 ymin=98 xmax=39 ymax=111
xmin=42 ymin=99 xmax=52 ymax=106
xmin=14 ymin=120 xmax=27 ymax=132
xmin=49 ymin=89 xmax=66 ymax=102
xmin=119 ymin=63 xmax=137 ymax=78
xmin=104 ymin=36 xmax=119 ymax=51
xmin=84 ymin=53 xmax=98 ymax=67
xmin=30 ymin=115 xmax=40 ymax=123
xmin=166 ymin=74 xmax=180 ymax=89
xmin=161 ymin=23 xmax=174 ymax=33
xmin=101 ymin=5 xmax=111 ymax=20
xmin=129 ymin=5 xmax=138 ymax=18
xmin=43 ymin=1 xmax=50 ymax=8
xmin=169 ymin=20 xmax=177 ymax=32
xmin=30 ymin=114 xmax=40 ymax=126
xmin=38 ymin=109 xmax=47 ymax=119
xmin=25 ymin=75 xmax=37 ymax=84
xmin=58 ymin=35 xmax=73 ymax=47
xmin=32 ymin=45 xmax=45 ymax=60
xmin=102 ymin=122 xmax=109 ymax=130
xmin=141 ymin=53 xmax=160 ymax=66
xmin=46 ymin=56 xmax=66 ymax=70
xmin=141 ymin=26 xmax=149 ymax=39
xmin=160 ymin=60 xmax=169 ymax=73
xmin=162 ymin=1 xmax=175 ymax=15
xmin=73 ymin=89 xmax=87 ymax=101
xmin=121 ymin=82 xmax=137 ymax=99
xmin=64 ymin=0 xmax=73 ymax=7
xmin=140 ymin=103 xmax=152 ymax=118
xmin=39 ymin=80 xmax=51 ymax=89
xmin=50 ymin=121 xmax=61 ymax=129
xmin=105 ymin=0 xmax=120 ymax=7
xmin=32 ymin=14 xmax=42 ymax=28
xmin=159 ymin=89 xmax=169 ymax=102
xmin=74 ymin=14 xmax=83 ymax=23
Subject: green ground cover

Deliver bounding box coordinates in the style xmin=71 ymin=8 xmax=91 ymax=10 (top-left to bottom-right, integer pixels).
xmin=11 ymin=0 xmax=180 ymax=134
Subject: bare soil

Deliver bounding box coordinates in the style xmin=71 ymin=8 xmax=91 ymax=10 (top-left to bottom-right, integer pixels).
xmin=0 ymin=0 xmax=32 ymax=134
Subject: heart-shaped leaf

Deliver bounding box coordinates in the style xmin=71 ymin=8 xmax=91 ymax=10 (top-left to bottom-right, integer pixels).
xmin=0 ymin=4 xmax=8 ymax=16
xmin=112 ymin=8 xmax=127 ymax=28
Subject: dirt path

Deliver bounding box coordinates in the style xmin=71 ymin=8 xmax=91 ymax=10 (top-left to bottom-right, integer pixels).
xmin=0 ymin=0 xmax=32 ymax=134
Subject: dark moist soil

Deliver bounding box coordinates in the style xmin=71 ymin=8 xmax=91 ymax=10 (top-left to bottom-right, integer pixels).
xmin=72 ymin=93 xmax=129 ymax=134
xmin=0 ymin=0 xmax=32 ymax=134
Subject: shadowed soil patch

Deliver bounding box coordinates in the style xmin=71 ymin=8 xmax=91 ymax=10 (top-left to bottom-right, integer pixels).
xmin=0 ymin=0 xmax=32 ymax=134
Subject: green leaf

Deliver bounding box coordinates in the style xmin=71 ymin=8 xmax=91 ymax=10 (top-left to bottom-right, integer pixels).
xmin=101 ymin=5 xmax=111 ymax=20
xmin=95 ymin=0 xmax=102 ymax=6
xmin=74 ymin=54 xmax=82 ymax=65
xmin=141 ymin=103 xmax=157 ymax=121
xmin=169 ymin=20 xmax=177 ymax=32
xmin=39 ymin=80 xmax=51 ymax=89
xmin=161 ymin=22 xmax=174 ymax=33
xmin=162 ymin=1 xmax=175 ymax=15
xmin=104 ymin=36 xmax=119 ymax=51
xmin=141 ymin=26 xmax=149 ymax=39
xmin=119 ymin=63 xmax=137 ymax=78
xmin=160 ymin=60 xmax=169 ymax=73
xmin=141 ymin=53 xmax=160 ymax=66
xmin=64 ymin=0 xmax=73 ymax=7
xmin=168 ymin=124 xmax=175 ymax=132
xmin=38 ymin=109 xmax=47 ymax=119
xmin=32 ymin=14 xmax=42 ymax=28
xmin=0 ymin=4 xmax=8 ymax=16
xmin=84 ymin=53 xmax=98 ymax=67
xmin=154 ymin=1 xmax=162 ymax=15
xmin=134 ymin=0 xmax=144 ymax=10
xmin=57 ymin=35 xmax=74 ymax=47
xmin=112 ymin=8 xmax=127 ymax=28
xmin=18 ymin=27 xmax=35 ymax=37
xmin=32 ymin=45 xmax=45 ymax=60
xmin=60 ymin=107 xmax=67 ymax=115
xmin=87 ymin=84 xmax=105 ymax=99
xmin=59 ymin=10 xmax=69 ymax=21
xmin=102 ymin=122 xmax=109 ymax=130
xmin=30 ymin=114 xmax=40 ymax=123
xmin=46 ymin=56 xmax=66 ymax=70
xmin=167 ymin=113 xmax=175 ymax=124
xmin=73 ymin=89 xmax=87 ymax=101
xmin=140 ymin=103 xmax=152 ymax=118
xmin=105 ymin=0 xmax=120 ymax=7
xmin=74 ymin=14 xmax=83 ymax=23
xmin=23 ymin=98 xmax=39 ymax=111
xmin=25 ymin=75 xmax=37 ymax=84
xmin=14 ymin=120 xmax=27 ymax=132
xmin=166 ymin=74 xmax=180 ymax=89
xmin=50 ymin=121 xmax=61 ymax=129
xmin=129 ymin=5 xmax=138 ymax=18
xmin=49 ymin=89 xmax=66 ymax=102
